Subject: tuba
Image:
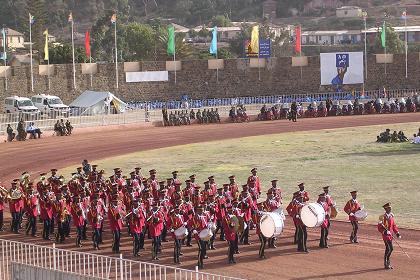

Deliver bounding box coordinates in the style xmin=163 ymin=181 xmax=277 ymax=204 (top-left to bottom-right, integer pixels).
xmin=10 ymin=189 xmax=22 ymax=200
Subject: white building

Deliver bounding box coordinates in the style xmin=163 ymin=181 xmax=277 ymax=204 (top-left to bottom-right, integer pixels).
xmin=0 ymin=28 xmax=25 ymax=49
xmin=336 ymin=6 xmax=363 ymax=18
xmin=302 ymin=30 xmax=362 ymax=45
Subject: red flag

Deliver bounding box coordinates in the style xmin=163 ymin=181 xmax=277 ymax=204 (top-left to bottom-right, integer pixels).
xmin=85 ymin=31 xmax=91 ymax=57
xmin=295 ymin=26 xmax=301 ymax=53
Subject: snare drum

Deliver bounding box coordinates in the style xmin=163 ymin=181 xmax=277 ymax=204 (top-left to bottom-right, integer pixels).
xmin=174 ymin=226 xmax=188 ymax=239
xmin=300 ymin=203 xmax=326 ymax=228
xmin=199 ymin=228 xmax=213 ymax=241
xmin=260 ymin=212 xmax=284 ymax=238
xmin=208 ymin=222 xmax=217 ymax=233
xmin=355 ymin=210 xmax=368 ymax=221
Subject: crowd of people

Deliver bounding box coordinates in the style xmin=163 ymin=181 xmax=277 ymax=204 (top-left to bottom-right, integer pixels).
xmin=6 ymin=120 xmax=43 ymax=142
xmin=53 ymin=119 xmax=73 ymax=136
xmin=162 ymin=108 xmax=221 ymax=126
xmin=229 ymin=105 xmax=250 ymax=123
xmin=376 ymin=128 xmax=420 ymax=143
xmin=0 ymin=163 xmax=402 ymax=270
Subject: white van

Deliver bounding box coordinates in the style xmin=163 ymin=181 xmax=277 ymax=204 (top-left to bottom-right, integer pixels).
xmin=4 ymin=96 xmax=40 ymax=115
xmin=31 ymin=94 xmax=70 ymax=116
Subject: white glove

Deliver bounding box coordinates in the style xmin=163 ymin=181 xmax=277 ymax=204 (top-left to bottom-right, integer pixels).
xmin=386 ymin=230 xmax=391 ymax=235
xmin=193 ymin=230 xmax=198 ymax=235
xmin=183 ymin=222 xmax=187 ymax=226
xmin=170 ymin=229 xmax=175 ymax=233
xmin=295 ymin=215 xmax=300 ymax=219
xmin=349 ymin=213 xmax=354 ymax=216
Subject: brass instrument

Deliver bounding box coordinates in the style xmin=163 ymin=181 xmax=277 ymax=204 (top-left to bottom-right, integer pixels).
xmin=10 ymin=189 xmax=22 ymax=200
xmin=60 ymin=208 xmax=69 ymax=223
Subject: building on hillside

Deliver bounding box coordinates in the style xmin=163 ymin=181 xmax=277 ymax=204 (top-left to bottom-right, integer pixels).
xmin=303 ymin=0 xmax=343 ymax=14
xmin=263 ymin=0 xmax=277 ymax=19
xmin=336 ymin=6 xmax=363 ymax=18
xmin=9 ymin=54 xmax=38 ymax=67
xmin=171 ymin=23 xmax=190 ymax=34
xmin=301 ymin=26 xmax=420 ymax=46
xmin=0 ymin=28 xmax=25 ymax=49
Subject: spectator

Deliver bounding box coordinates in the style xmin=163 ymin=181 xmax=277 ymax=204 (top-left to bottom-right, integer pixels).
xmin=16 ymin=119 xmax=26 ymax=141
xmin=411 ymin=134 xmax=420 ymax=144
xmin=65 ymin=120 xmax=73 ymax=135
xmin=82 ymin=159 xmax=92 ymax=175
xmin=6 ymin=124 xmax=15 ymax=142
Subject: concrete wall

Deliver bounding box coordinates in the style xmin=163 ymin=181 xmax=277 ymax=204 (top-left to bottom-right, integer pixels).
xmin=11 ymin=262 xmax=102 ymax=280
xmin=0 ymin=54 xmax=419 ymax=110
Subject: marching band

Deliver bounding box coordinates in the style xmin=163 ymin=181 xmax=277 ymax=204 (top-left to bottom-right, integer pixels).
xmin=0 ymin=165 xmax=402 ymax=270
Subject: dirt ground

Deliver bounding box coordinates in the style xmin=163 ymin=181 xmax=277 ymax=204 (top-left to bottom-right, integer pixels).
xmin=1 ymin=113 xmax=420 ymax=279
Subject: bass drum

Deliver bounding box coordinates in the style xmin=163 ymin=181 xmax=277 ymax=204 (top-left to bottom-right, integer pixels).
xmin=272 ymin=208 xmax=286 ymax=220
xmin=260 ymin=212 xmax=284 ymax=238
xmin=300 ymin=203 xmax=326 ymax=228
xmin=208 ymin=222 xmax=217 ymax=233
xmin=174 ymin=226 xmax=188 ymax=239
xmin=199 ymin=228 xmax=213 ymax=241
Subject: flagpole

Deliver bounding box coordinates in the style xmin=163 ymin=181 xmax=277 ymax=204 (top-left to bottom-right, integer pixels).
xmin=2 ymin=27 xmax=7 ymax=91
xmin=363 ymin=12 xmax=368 ymax=81
xmin=216 ymin=51 xmax=219 ymax=84
xmin=384 ymin=21 xmax=387 ymax=76
xmin=299 ymin=25 xmax=303 ymax=81
xmin=405 ymin=13 xmax=408 ymax=79
xmin=258 ymin=45 xmax=261 ymax=81
xmin=29 ymin=15 xmax=34 ymax=92
xmin=71 ymin=17 xmax=76 ymax=90
xmin=90 ymin=55 xmax=93 ymax=88
xmin=47 ymin=56 xmax=50 ymax=90
xmin=114 ymin=19 xmax=119 ymax=89
xmin=174 ymin=38 xmax=177 ymax=84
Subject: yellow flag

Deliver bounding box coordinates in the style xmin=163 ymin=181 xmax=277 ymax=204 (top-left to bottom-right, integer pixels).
xmin=43 ymin=29 xmax=49 ymax=61
xmin=251 ymin=25 xmax=259 ymax=54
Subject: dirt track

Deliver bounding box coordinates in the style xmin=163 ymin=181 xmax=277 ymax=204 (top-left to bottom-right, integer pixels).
xmin=1 ymin=113 xmax=420 ymax=279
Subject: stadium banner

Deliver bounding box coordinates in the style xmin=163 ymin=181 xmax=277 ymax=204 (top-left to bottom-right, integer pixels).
xmin=126 ymin=71 xmax=169 ymax=83
xmin=320 ymin=52 xmax=364 ymax=86
xmin=245 ymin=39 xmax=271 ymax=58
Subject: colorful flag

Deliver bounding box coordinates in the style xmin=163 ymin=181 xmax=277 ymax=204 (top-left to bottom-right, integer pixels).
xmin=29 ymin=13 xmax=35 ymax=25
xmin=401 ymin=10 xmax=407 ymax=20
xmin=383 ymin=86 xmax=387 ymax=98
xmin=209 ymin=27 xmax=218 ymax=55
xmin=1 ymin=28 xmax=6 ymax=61
xmin=361 ymin=85 xmax=365 ymax=97
xmin=167 ymin=25 xmax=175 ymax=56
xmin=381 ymin=21 xmax=386 ymax=49
xmin=68 ymin=12 xmax=73 ymax=23
xmin=111 ymin=13 xmax=117 ymax=24
xmin=294 ymin=25 xmax=301 ymax=53
xmin=251 ymin=26 xmax=259 ymax=54
xmin=85 ymin=30 xmax=91 ymax=57
xmin=43 ymin=30 xmax=49 ymax=61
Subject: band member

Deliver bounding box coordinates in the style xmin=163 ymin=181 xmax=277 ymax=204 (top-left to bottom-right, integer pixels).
xmin=148 ymin=204 xmax=164 ymax=260
xmin=268 ymin=180 xmax=282 ymax=204
xmin=228 ymin=176 xmax=239 ymax=200
xmin=247 ymin=168 xmax=261 ymax=196
xmin=88 ymin=198 xmax=102 ymax=250
xmin=290 ymin=194 xmax=308 ymax=252
xmin=317 ymin=193 xmax=330 ymax=248
xmin=71 ymin=196 xmax=85 ymax=247
xmin=323 ymin=186 xmax=335 ymax=231
xmin=191 ymin=206 xmax=209 ymax=269
xmin=0 ymin=184 xmax=4 ymax=231
xmin=344 ymin=190 xmax=361 ymax=243
xmin=109 ymin=198 xmax=124 ymax=253
xmin=222 ymin=205 xmax=237 ymax=264
xmin=378 ymin=203 xmax=401 ymax=269
xmin=167 ymin=207 xmax=185 ymax=264
xmin=256 ymin=203 xmax=267 ymax=259
xmin=54 ymin=194 xmax=67 ymax=243
xmin=40 ymin=192 xmax=54 ymax=240
xmin=215 ymin=188 xmax=226 ymax=241
xmin=286 ymin=192 xmax=300 ymax=244
xmin=9 ymin=181 xmax=22 ymax=233
xmin=25 ymin=183 xmax=39 ymax=237
xmin=264 ymin=191 xmax=280 ymax=248
xmin=298 ymin=183 xmax=310 ymax=202
xmin=129 ymin=200 xmax=146 ymax=257
xmin=239 ymin=190 xmax=253 ymax=245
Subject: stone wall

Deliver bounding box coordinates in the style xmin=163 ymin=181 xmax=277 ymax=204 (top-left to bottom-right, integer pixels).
xmin=0 ymin=54 xmax=419 ymax=110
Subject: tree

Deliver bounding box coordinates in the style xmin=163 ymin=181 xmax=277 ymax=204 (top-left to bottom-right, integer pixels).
xmin=211 ymin=15 xmax=232 ymax=27
xmin=158 ymin=29 xmax=193 ymax=59
xmin=229 ymin=23 xmax=252 ymax=57
xmin=48 ymin=43 xmax=87 ymax=64
xmin=374 ymin=22 xmax=404 ymax=54
xmin=124 ymin=23 xmax=155 ymax=60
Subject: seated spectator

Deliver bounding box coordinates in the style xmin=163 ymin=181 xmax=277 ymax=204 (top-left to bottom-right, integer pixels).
xmin=54 ymin=120 xmax=62 ymax=136
xmin=377 ymin=129 xmax=391 ymax=143
xmin=26 ymin=122 xmax=42 ymax=139
xmin=412 ymin=134 xmax=420 ymax=144
xmin=390 ymin=131 xmax=399 ymax=143
xmin=65 ymin=120 xmax=73 ymax=135
xmin=397 ymin=131 xmax=408 ymax=142
xmin=6 ymin=124 xmax=15 ymax=142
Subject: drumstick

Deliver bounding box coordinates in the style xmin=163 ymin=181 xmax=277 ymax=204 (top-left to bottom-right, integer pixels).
xmin=393 ymin=236 xmax=411 ymax=259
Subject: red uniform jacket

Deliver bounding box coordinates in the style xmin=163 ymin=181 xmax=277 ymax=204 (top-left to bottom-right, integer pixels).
xmin=40 ymin=200 xmax=54 ymax=220
xmin=377 ymin=213 xmax=399 ymax=241
xmin=344 ymin=199 xmax=361 ymax=222
xmin=9 ymin=196 xmax=23 ymax=213
xmin=167 ymin=214 xmax=185 ymax=239
xmin=130 ymin=207 xmax=146 ymax=234
xmin=71 ymin=204 xmax=85 ymax=227
xmin=318 ymin=202 xmax=330 ymax=228
xmin=87 ymin=208 xmax=102 ymax=230
xmin=222 ymin=215 xmax=237 ymax=241
xmin=108 ymin=205 xmax=124 ymax=231
xmin=148 ymin=210 xmax=164 ymax=237
xmin=27 ymin=195 xmax=39 ymax=217
xmin=239 ymin=195 xmax=254 ymax=222
xmin=299 ymin=191 xmax=310 ymax=202
xmin=191 ymin=214 xmax=208 ymax=241
xmin=247 ymin=175 xmax=261 ymax=194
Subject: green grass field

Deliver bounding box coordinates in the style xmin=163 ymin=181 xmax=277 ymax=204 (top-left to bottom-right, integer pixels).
xmin=61 ymin=122 xmax=420 ymax=228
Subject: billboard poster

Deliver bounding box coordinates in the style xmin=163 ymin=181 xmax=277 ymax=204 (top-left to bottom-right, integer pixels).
xmin=245 ymin=39 xmax=271 ymax=58
xmin=320 ymin=52 xmax=364 ymax=89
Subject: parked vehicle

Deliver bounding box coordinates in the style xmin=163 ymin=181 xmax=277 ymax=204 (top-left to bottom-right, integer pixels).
xmin=4 ymin=96 xmax=40 ymax=118
xmin=31 ymin=94 xmax=70 ymax=117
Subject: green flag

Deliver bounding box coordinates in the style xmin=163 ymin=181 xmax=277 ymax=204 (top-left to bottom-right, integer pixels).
xmin=381 ymin=21 xmax=386 ymax=48
xmin=167 ymin=25 xmax=175 ymax=56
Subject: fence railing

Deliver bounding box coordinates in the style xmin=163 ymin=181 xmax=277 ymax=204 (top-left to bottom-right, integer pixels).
xmin=0 ymin=239 xmax=245 ymax=280
xmin=1 ymin=88 xmax=418 ymax=135
xmin=127 ymin=88 xmax=419 ymax=110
